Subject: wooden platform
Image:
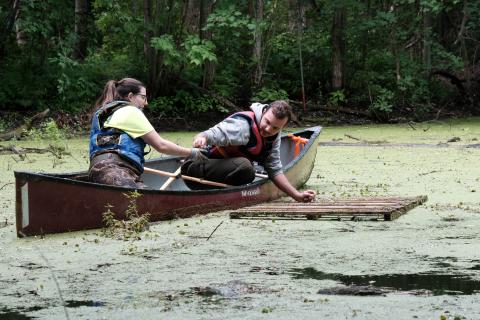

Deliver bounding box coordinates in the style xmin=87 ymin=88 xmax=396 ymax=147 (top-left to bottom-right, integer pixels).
xmin=230 ymin=196 xmax=428 ymax=221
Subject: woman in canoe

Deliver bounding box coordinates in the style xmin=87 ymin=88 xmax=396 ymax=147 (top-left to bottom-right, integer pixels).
xmin=89 ymin=77 xmax=206 ymax=188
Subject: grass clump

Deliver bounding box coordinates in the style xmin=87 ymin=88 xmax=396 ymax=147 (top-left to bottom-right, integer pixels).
xmin=26 ymin=119 xmax=67 ymax=141
xmin=102 ymin=191 xmax=150 ymax=240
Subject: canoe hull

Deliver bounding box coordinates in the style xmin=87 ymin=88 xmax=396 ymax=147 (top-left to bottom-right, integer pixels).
xmin=15 ymin=126 xmax=321 ymax=237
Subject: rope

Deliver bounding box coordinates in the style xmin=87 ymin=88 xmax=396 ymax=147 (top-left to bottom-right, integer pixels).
xmin=288 ymin=134 xmax=308 ymax=156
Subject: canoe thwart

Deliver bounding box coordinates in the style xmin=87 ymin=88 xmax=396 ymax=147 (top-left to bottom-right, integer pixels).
xmin=144 ymin=167 xmax=231 ymax=188
xmin=159 ymin=167 xmax=182 ymax=190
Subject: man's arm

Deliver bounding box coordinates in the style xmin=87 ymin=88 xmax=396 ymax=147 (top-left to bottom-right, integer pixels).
xmin=193 ymin=117 xmax=251 ymax=147
xmin=262 ymin=136 xmax=282 ymax=177
xmin=272 ymin=173 xmax=316 ymax=202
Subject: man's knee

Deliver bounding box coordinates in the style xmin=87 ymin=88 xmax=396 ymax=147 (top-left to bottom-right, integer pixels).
xmin=226 ymin=158 xmax=255 ymax=185
xmin=181 ymin=157 xmax=255 ymax=188
xmin=181 ymin=159 xmax=210 ymax=190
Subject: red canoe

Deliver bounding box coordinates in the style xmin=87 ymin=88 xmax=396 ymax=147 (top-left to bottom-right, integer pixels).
xmin=15 ymin=126 xmax=321 ymax=237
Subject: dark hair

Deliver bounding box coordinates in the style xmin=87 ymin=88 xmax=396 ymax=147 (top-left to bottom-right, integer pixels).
xmin=268 ymin=100 xmax=292 ymax=122
xmin=94 ymin=77 xmax=145 ymax=109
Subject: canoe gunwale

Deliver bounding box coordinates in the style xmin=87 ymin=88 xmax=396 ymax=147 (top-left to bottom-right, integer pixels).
xmin=14 ymin=126 xmax=322 ymax=195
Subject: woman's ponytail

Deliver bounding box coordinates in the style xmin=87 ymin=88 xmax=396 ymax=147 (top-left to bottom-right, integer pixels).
xmin=94 ymin=80 xmax=117 ymax=110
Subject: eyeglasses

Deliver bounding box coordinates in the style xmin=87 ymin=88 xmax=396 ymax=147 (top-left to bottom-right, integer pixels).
xmin=136 ymin=93 xmax=147 ymax=101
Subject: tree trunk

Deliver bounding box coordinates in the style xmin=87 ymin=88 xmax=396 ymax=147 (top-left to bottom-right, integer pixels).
xmin=15 ymin=19 xmax=26 ymax=46
xmin=0 ymin=0 xmax=21 ymax=57
xmin=73 ymin=0 xmax=89 ymax=60
xmin=308 ymin=0 xmax=322 ymax=15
xmin=182 ymin=0 xmax=201 ymax=34
xmin=389 ymin=4 xmax=401 ymax=81
xmin=288 ymin=0 xmax=309 ymax=31
xmin=331 ymin=5 xmax=346 ymax=90
xmin=13 ymin=0 xmax=26 ymax=46
xmin=201 ymin=0 xmax=216 ymax=89
xmin=360 ymin=0 xmax=370 ymax=70
xmin=251 ymin=0 xmax=264 ymax=88
xmin=144 ymin=0 xmax=157 ymax=92
xmin=422 ymin=7 xmax=432 ymax=71
xmin=455 ymin=0 xmax=469 ymax=66
xmin=287 ymin=0 xmax=298 ymax=32
xmin=152 ymin=0 xmax=175 ymax=96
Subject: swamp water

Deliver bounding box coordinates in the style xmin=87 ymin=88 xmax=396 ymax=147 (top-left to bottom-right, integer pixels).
xmin=290 ymin=267 xmax=480 ymax=295
xmin=0 ymin=119 xmax=479 ymax=319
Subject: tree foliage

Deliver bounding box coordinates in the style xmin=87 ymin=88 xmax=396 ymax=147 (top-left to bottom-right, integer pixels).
xmin=0 ymin=0 xmax=479 ymax=119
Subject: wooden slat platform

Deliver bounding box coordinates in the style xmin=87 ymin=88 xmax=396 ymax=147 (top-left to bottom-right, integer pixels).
xmin=230 ymin=196 xmax=428 ymax=221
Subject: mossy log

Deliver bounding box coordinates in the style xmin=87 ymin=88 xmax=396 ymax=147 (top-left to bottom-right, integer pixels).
xmin=0 ymin=109 xmax=50 ymax=141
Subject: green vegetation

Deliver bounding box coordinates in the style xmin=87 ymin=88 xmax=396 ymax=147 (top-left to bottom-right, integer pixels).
xmin=102 ymin=191 xmax=150 ymax=240
xmin=0 ymin=1 xmax=478 ymax=120
xmin=26 ymin=120 xmax=67 ymax=141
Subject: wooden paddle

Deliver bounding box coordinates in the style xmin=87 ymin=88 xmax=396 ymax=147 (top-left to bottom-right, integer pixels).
xmin=159 ymin=167 xmax=181 ymax=190
xmin=144 ymin=167 xmax=231 ymax=188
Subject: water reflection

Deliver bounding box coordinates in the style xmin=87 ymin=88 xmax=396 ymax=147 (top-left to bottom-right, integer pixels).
xmin=64 ymin=300 xmax=106 ymax=308
xmin=289 ymin=267 xmax=480 ymax=295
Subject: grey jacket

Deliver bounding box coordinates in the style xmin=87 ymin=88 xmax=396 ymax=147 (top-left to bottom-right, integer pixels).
xmin=202 ymin=103 xmax=283 ymax=177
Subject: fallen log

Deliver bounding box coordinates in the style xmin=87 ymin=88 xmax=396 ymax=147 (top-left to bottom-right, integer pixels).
xmin=0 ymin=145 xmax=69 ymax=158
xmin=0 ymin=109 xmax=50 ymax=141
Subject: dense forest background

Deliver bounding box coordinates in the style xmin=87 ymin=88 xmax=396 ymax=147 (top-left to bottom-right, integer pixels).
xmin=1 ymin=0 xmax=479 ymax=125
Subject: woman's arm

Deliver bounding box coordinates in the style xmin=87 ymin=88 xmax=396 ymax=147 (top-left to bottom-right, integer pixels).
xmin=197 ymin=117 xmax=251 ymax=147
xmin=141 ymin=130 xmax=191 ymax=157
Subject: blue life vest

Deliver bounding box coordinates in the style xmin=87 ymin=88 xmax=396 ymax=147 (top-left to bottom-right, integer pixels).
xmin=89 ymin=101 xmax=147 ymax=173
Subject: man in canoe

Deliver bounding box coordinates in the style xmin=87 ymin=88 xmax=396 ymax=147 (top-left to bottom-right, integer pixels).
xmin=182 ymin=100 xmax=316 ymax=202
xmin=89 ymin=77 xmax=206 ymax=188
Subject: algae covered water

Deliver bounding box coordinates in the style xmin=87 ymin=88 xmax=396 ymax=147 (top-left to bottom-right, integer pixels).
xmin=0 ymin=119 xmax=479 ymax=319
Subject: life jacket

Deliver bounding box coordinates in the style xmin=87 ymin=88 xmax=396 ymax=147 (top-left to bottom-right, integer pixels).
xmin=89 ymin=101 xmax=147 ymax=173
xmin=208 ymin=111 xmax=277 ymax=163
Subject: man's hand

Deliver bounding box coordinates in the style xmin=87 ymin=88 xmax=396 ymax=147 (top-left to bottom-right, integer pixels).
xmin=189 ymin=148 xmax=208 ymax=162
xmin=294 ymin=189 xmax=316 ymax=203
xmin=193 ymin=133 xmax=208 ymax=148
xmin=271 ymin=173 xmax=316 ymax=203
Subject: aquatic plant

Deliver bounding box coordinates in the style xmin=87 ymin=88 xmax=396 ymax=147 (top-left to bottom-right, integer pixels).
xmin=102 ymin=191 xmax=150 ymax=240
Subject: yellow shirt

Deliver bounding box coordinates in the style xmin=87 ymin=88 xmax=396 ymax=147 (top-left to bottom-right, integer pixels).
xmin=104 ymin=106 xmax=154 ymax=139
